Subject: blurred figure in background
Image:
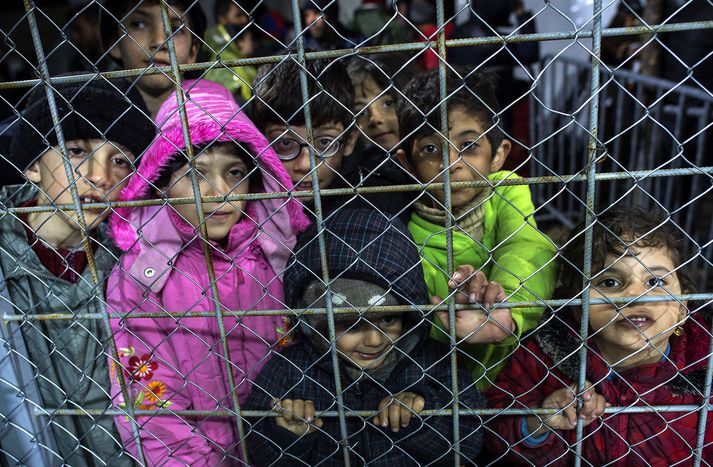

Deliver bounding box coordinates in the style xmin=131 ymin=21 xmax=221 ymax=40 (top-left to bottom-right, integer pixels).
xmin=297 ymin=0 xmax=361 ymax=51
xmin=47 ymin=3 xmax=108 ymax=74
xmin=204 ymin=0 xmax=258 ymax=103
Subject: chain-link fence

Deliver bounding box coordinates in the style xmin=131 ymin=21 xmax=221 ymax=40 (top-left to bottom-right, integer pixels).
xmin=0 ymin=0 xmax=712 ymax=465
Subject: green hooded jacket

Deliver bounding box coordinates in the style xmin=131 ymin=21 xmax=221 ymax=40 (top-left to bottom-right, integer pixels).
xmin=0 ymin=184 xmax=133 ymax=466
xmin=408 ymin=171 xmax=558 ymax=389
xmin=203 ymin=23 xmax=257 ymax=102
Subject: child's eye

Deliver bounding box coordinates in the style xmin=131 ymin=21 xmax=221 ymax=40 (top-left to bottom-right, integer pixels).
xmin=646 ymin=277 xmax=667 ymax=287
xmin=379 ymin=315 xmax=397 ymax=326
xmin=275 ymin=138 xmax=298 ymax=151
xmin=66 ymin=146 xmax=85 ymax=158
xmin=419 ymin=143 xmax=440 ymax=155
xmin=382 ymin=98 xmax=395 ymax=109
xmin=598 ymin=278 xmax=621 ymax=288
xmin=112 ymin=156 xmax=132 ymax=169
xmin=460 ymin=140 xmax=479 ymax=153
xmin=127 ymin=19 xmax=147 ymax=30
xmin=314 ymin=136 xmax=336 ymax=151
xmin=227 ymin=168 xmax=246 ymax=180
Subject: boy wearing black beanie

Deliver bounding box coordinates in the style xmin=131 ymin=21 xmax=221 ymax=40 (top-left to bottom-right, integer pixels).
xmin=244 ymin=209 xmax=486 ymax=465
xmin=0 ymin=77 xmax=153 ymax=466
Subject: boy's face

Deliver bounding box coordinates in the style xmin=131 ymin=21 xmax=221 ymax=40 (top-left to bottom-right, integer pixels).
xmin=218 ymin=3 xmax=249 ymax=27
xmin=587 ymin=246 xmax=687 ymax=368
xmin=404 ymin=106 xmax=510 ymax=208
xmin=335 ymin=315 xmax=403 ymax=370
xmin=264 ymin=121 xmax=357 ymax=193
xmin=109 ymin=2 xmax=199 ymax=98
xmin=353 ymin=76 xmax=400 ymax=151
xmin=25 ymin=139 xmax=136 ymax=229
xmin=164 ymin=145 xmax=251 ymax=242
xmin=303 ymin=9 xmax=327 ymax=39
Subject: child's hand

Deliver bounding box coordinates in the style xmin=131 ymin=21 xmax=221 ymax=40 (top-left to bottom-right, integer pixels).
xmin=525 ymin=381 xmax=609 ymax=437
xmin=431 ymin=265 xmax=515 ymax=344
xmin=373 ymin=392 xmax=425 ymax=432
xmin=273 ymin=399 xmax=323 ymax=436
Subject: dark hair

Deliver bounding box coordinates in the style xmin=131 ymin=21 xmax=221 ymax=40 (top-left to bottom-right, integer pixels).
xmin=396 ymin=67 xmax=504 ymax=161
xmin=66 ymin=2 xmax=101 ymax=24
xmin=556 ymin=206 xmax=699 ymax=302
xmin=100 ymin=0 xmax=207 ymax=53
xmin=152 ymin=141 xmax=260 ymax=194
xmin=346 ymin=54 xmax=413 ymax=94
xmin=250 ymin=55 xmax=354 ymax=131
xmin=214 ymin=0 xmax=236 ymax=20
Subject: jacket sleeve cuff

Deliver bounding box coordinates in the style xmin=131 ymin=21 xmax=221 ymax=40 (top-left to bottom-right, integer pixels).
xmin=520 ymin=416 xmax=551 ymax=447
xmin=270 ymin=422 xmax=317 ymax=450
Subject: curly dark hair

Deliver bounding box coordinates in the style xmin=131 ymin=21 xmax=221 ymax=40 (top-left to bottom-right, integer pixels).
xmin=396 ymin=67 xmax=505 ymax=161
xmin=556 ymin=206 xmax=699 ymax=302
xmin=250 ymin=55 xmax=354 ymax=131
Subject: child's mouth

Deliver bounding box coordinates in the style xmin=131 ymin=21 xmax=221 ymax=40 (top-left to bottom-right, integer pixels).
xmin=356 ymin=348 xmax=389 ymax=361
xmin=80 ymin=195 xmax=105 ymax=212
xmin=617 ymin=314 xmax=654 ymax=330
xmin=206 ymin=211 xmax=232 ymax=220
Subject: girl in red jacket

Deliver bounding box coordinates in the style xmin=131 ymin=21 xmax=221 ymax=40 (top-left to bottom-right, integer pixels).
xmin=486 ymin=206 xmax=712 ymax=466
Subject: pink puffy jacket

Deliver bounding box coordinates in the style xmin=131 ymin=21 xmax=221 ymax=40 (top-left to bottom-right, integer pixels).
xmin=106 ymin=80 xmax=309 ymax=465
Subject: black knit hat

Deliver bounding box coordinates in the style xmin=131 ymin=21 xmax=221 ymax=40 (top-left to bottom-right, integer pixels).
xmin=100 ymin=0 xmax=206 ymax=54
xmin=284 ymin=208 xmax=429 ymax=309
xmin=10 ymin=76 xmax=154 ymax=171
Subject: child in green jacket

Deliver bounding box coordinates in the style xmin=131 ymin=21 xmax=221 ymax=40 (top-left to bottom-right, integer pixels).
xmin=396 ymin=68 xmax=558 ymax=389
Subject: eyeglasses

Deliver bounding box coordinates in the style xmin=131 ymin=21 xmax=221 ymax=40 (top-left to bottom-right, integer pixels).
xmin=271 ymin=135 xmax=342 ymax=161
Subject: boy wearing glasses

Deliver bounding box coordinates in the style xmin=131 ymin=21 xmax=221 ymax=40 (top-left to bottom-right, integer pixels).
xmin=251 ymin=56 xmax=409 ymax=220
xmin=395 ymin=69 xmax=558 ymax=389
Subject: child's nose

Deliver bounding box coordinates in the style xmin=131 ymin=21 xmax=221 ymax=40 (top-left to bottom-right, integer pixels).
xmin=293 ymin=148 xmax=313 ymax=174
xmin=442 ymin=146 xmax=463 ymax=171
xmin=149 ymin=21 xmax=169 ymax=51
xmin=82 ymin=159 xmax=110 ymax=190
xmin=363 ymin=327 xmax=384 ymax=347
xmin=368 ymin=106 xmax=383 ymax=127
xmin=205 ymin=176 xmax=231 ymax=197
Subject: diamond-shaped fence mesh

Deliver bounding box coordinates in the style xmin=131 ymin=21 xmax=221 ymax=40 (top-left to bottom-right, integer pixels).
xmin=0 ymin=0 xmax=712 ymax=465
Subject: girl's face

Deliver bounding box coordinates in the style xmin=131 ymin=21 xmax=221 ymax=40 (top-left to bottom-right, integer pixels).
xmin=353 ymin=76 xmax=400 ymax=151
xmin=165 ymin=145 xmax=252 ymax=242
xmin=587 ymin=246 xmax=687 ymax=370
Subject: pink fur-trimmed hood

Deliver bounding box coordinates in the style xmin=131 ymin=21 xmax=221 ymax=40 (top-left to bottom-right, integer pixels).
xmin=110 ymin=79 xmax=309 ymax=280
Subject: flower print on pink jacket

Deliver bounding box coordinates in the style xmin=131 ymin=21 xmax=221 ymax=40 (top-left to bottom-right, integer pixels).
xmin=106 ymin=79 xmax=309 ymax=466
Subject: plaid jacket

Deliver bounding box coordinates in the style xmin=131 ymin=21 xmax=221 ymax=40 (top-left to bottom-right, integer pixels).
xmin=244 ymin=334 xmax=486 ymax=466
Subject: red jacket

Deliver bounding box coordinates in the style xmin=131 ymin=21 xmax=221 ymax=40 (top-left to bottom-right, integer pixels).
xmin=486 ymin=310 xmax=713 ymax=466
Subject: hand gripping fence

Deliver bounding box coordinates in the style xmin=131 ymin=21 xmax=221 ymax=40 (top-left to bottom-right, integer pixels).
xmin=0 ymin=0 xmax=712 ymax=466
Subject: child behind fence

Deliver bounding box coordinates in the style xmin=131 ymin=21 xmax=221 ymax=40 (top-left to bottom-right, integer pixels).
xmin=251 ymin=56 xmax=414 ymax=222
xmin=100 ymin=0 xmax=206 ymax=118
xmin=0 ymin=77 xmax=153 ymax=465
xmin=244 ymin=208 xmax=486 ymax=465
xmin=486 ymin=206 xmax=713 ymax=466
xmin=107 ymin=79 xmax=309 ymax=464
xmin=346 ymin=55 xmax=418 ymax=225
xmin=396 ymin=68 xmax=558 ymax=389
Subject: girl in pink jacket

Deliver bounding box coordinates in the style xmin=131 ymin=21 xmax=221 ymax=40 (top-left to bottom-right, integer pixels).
xmin=106 ymin=79 xmax=309 ymax=465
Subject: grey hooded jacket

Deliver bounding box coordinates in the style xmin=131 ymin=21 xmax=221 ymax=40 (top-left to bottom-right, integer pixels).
xmin=0 ymin=184 xmax=133 ymax=466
